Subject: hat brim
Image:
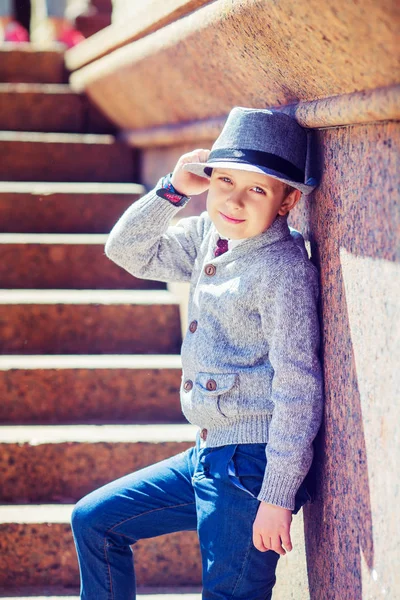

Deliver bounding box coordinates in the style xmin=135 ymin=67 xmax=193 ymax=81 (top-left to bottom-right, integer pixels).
xmin=182 ymin=161 xmax=316 ymax=195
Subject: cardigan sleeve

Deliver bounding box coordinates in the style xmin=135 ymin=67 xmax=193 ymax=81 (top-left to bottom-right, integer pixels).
xmin=104 ymin=178 xmax=208 ymax=283
xmin=256 ymin=259 xmax=324 ymax=510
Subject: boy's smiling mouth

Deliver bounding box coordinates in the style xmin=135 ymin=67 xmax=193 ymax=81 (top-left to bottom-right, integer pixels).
xmin=219 ymin=211 xmax=245 ymax=224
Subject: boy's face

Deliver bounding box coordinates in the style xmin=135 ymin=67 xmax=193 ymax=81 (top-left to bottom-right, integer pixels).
xmin=206 ymin=167 xmax=301 ymax=239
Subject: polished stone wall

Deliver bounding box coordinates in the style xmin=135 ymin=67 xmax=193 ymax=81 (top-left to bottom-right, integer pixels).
xmin=284 ymin=120 xmax=399 ymax=600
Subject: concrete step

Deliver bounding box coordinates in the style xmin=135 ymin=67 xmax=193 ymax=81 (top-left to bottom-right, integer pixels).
xmin=0 ymin=588 xmax=201 ymax=599
xmin=0 ymin=133 xmax=137 ymax=183
xmin=0 ymin=354 xmax=183 ymax=424
xmin=0 ymin=45 xmax=68 ymax=84
xmin=0 ymin=504 xmax=201 ymax=588
xmin=0 ymin=182 xmax=145 ymax=234
xmin=0 ymin=424 xmax=197 ymax=502
xmin=0 ymin=84 xmax=116 ymax=134
xmin=0 ymin=234 xmax=166 ymax=290
xmin=0 ymin=290 xmax=182 ymax=354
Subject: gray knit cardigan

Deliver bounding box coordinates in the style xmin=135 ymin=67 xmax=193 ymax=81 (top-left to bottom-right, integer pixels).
xmin=104 ymin=177 xmax=324 ymax=510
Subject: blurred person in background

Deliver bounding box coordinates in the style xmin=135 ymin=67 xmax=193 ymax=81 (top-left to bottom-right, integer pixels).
xmin=0 ymin=0 xmax=86 ymax=47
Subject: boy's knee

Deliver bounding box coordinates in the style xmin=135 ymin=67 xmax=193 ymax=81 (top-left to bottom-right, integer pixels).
xmin=71 ymin=494 xmax=102 ymax=538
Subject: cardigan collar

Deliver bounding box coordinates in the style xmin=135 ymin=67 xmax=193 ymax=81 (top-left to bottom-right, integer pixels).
xmin=209 ymin=212 xmax=291 ymax=260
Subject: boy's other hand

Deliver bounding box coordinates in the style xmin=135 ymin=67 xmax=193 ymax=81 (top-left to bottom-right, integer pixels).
xmin=253 ymin=501 xmax=293 ymax=555
xmin=171 ymin=149 xmax=211 ymax=196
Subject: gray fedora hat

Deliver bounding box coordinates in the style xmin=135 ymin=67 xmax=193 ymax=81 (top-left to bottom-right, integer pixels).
xmin=182 ymin=107 xmax=318 ymax=195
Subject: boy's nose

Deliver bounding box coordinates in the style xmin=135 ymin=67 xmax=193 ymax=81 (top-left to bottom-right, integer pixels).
xmin=225 ymin=192 xmax=244 ymax=209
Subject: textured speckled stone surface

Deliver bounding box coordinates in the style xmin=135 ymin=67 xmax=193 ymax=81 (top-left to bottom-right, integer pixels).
xmin=0 ymin=132 xmax=137 ymax=183
xmin=0 ymin=439 xmax=193 ymax=502
xmin=0 ymin=85 xmax=83 ymax=133
xmin=122 ymin=117 xmax=225 ymax=148
xmin=280 ymin=120 xmax=400 ymax=600
xmin=0 ymin=298 xmax=182 ymax=354
xmin=122 ymin=86 xmax=400 ymax=146
xmin=0 ymin=83 xmax=116 ymax=134
xmin=0 ymin=183 xmax=144 ymax=234
xmin=69 ymin=0 xmax=400 ymax=129
xmin=0 ymin=364 xmax=183 ymax=424
xmin=0 ymin=45 xmax=67 ymax=84
xmin=274 ymin=509 xmax=309 ymax=598
xmin=0 ymin=520 xmax=201 ymax=587
xmin=0 ymin=240 xmax=165 ymax=290
xmin=66 ymin=0 xmax=211 ymax=71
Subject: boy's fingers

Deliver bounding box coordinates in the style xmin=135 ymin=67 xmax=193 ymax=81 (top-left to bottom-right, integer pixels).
xmin=281 ymin=534 xmax=292 ymax=552
xmin=180 ymin=149 xmax=210 ymax=164
xmin=253 ymin=532 xmax=268 ymax=552
xmin=269 ymin=533 xmax=288 ymax=556
xmin=198 ymin=149 xmax=210 ymax=162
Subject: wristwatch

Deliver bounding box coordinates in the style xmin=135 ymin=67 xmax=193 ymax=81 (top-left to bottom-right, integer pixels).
xmin=155 ymin=172 xmax=191 ymax=207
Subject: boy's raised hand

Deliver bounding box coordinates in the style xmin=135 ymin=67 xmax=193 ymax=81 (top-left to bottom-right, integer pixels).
xmin=171 ymin=149 xmax=211 ymax=197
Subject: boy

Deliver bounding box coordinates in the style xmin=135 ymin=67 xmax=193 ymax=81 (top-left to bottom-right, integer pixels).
xmin=71 ymin=107 xmax=324 ymax=599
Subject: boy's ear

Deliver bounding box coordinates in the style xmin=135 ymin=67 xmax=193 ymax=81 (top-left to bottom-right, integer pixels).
xmin=278 ymin=189 xmax=302 ymax=215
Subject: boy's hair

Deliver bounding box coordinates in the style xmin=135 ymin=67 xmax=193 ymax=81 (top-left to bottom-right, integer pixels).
xmin=282 ymin=183 xmax=297 ymax=198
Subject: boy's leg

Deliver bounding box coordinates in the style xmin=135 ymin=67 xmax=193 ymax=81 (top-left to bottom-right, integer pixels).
xmin=194 ymin=442 xmax=283 ymax=600
xmin=71 ymin=443 xmax=198 ymax=599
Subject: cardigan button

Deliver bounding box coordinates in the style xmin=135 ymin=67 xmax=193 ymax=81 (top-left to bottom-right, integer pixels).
xmin=189 ymin=320 xmax=198 ymax=333
xmin=183 ymin=379 xmax=193 ymax=392
xmin=206 ymin=379 xmax=217 ymax=391
xmin=200 ymin=428 xmax=208 ymax=440
xmin=204 ymin=264 xmax=216 ymax=276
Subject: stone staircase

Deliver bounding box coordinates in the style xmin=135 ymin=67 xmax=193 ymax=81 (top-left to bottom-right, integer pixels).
xmin=0 ymin=44 xmax=202 ymax=599
xmin=75 ymin=0 xmax=113 ymax=39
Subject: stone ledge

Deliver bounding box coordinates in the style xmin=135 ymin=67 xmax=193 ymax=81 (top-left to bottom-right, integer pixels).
xmin=65 ymin=0 xmax=212 ymax=71
xmin=68 ymin=0 xmax=399 ymax=131
xmin=120 ymin=84 xmax=400 ymax=149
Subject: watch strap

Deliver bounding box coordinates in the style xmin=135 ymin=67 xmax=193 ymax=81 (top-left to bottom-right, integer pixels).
xmin=155 ymin=173 xmax=191 ymax=207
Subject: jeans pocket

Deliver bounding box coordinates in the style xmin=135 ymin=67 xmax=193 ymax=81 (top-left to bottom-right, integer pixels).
xmin=227 ymin=443 xmax=267 ymax=499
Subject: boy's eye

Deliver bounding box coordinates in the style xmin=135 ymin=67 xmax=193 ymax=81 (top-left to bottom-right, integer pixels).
xmin=217 ymin=177 xmax=265 ymax=195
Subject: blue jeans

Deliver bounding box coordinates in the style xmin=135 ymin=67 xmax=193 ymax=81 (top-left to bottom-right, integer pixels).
xmin=71 ymin=429 xmax=312 ymax=599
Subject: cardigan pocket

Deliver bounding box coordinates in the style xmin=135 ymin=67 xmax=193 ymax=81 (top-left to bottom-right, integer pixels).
xmin=195 ymin=372 xmax=240 ymax=419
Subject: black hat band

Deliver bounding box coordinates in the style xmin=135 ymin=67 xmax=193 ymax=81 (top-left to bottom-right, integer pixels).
xmin=205 ymin=148 xmax=305 ymax=183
